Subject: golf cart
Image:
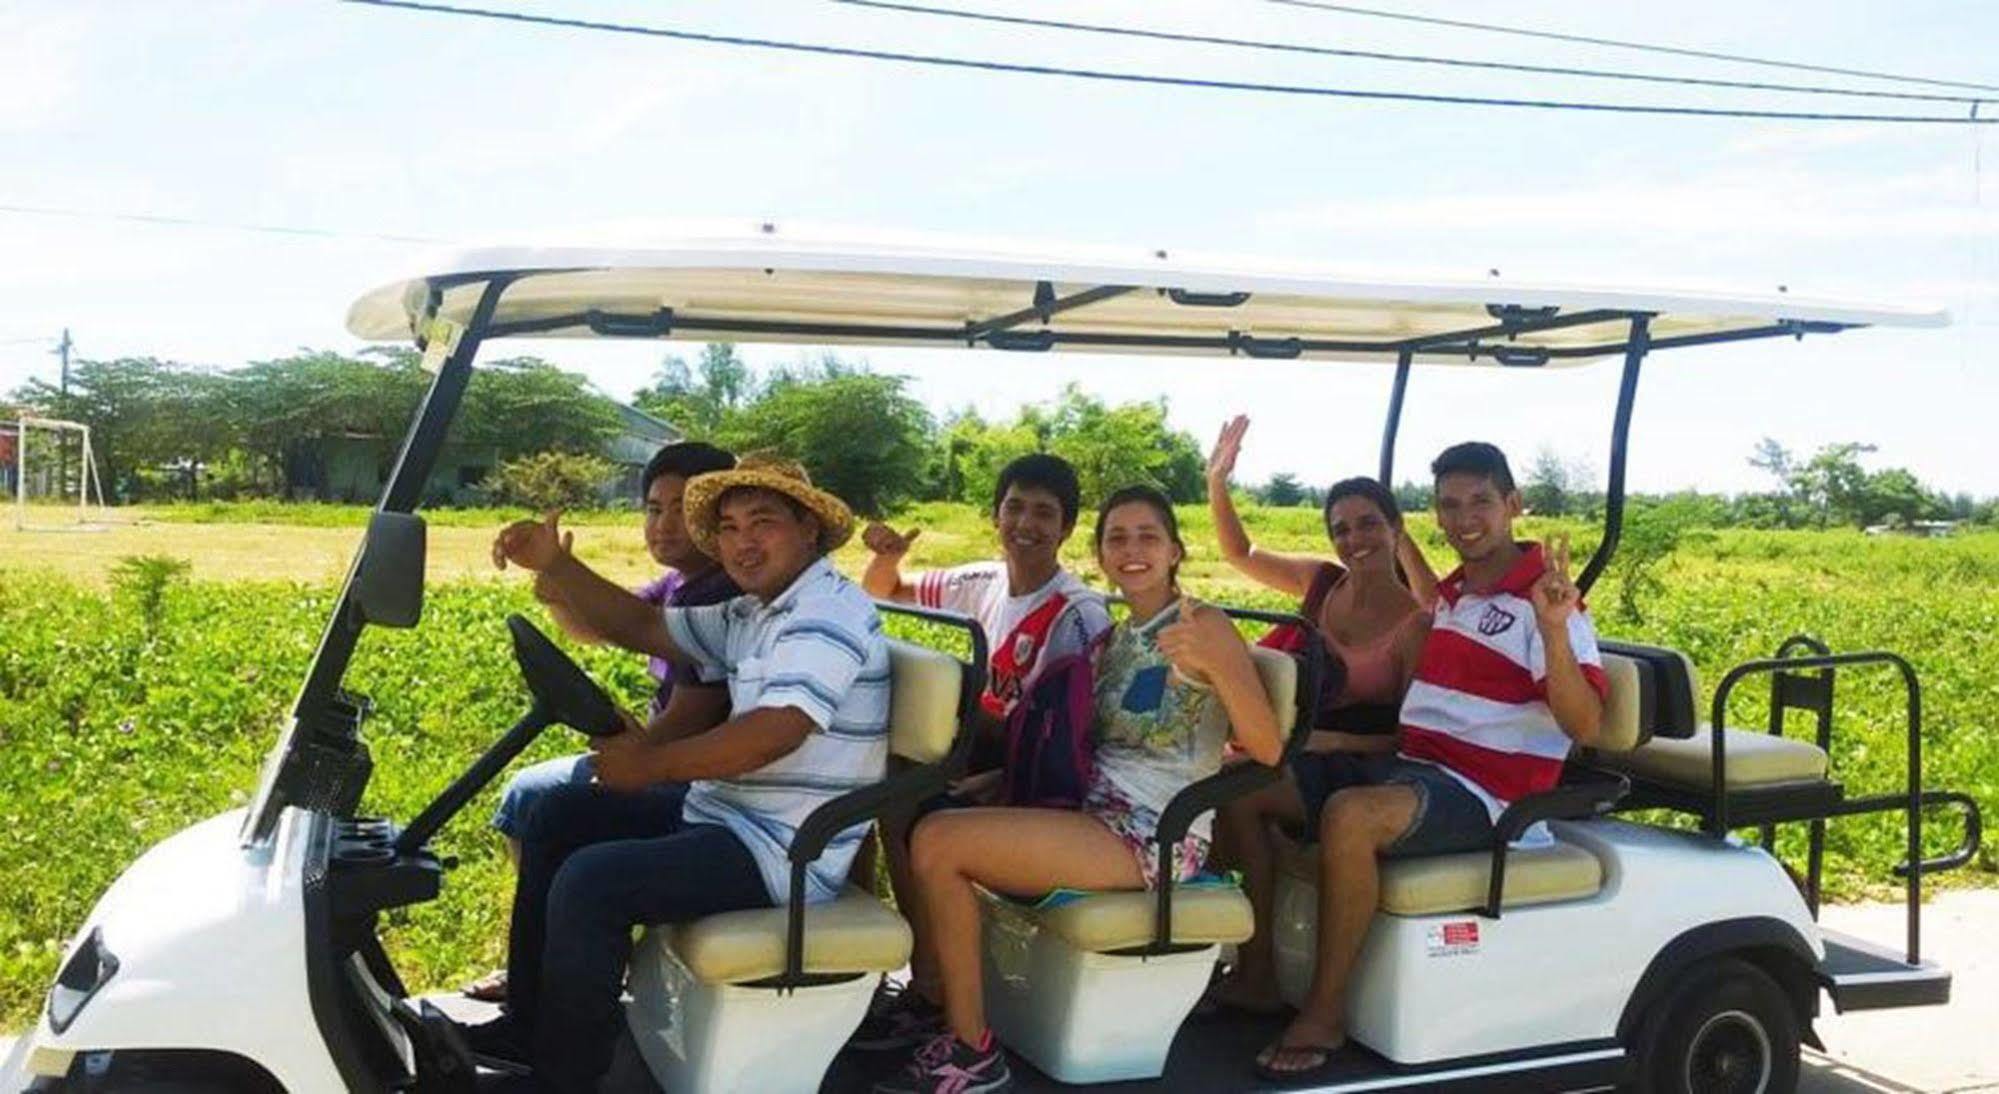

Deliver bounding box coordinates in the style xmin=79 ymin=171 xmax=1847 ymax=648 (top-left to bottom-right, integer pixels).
xmin=3 ymin=225 xmax=1984 ymax=1094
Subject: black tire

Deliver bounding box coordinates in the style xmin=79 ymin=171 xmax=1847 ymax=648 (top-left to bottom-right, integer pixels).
xmin=1631 ymin=956 xmax=1801 ymax=1094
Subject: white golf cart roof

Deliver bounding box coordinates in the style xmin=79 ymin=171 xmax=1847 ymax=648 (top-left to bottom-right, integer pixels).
xmin=346 ymin=224 xmax=1946 ymax=367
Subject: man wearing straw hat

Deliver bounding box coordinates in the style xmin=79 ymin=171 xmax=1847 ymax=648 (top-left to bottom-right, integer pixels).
xmin=476 ymin=454 xmax=890 ymax=1094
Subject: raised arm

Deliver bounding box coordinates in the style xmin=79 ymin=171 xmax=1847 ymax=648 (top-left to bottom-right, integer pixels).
xmin=1157 ymin=600 xmax=1284 ymax=767
xmin=1396 ymin=525 xmax=1442 ymax=609
xmin=493 ymin=512 xmax=678 ymax=662
xmin=1528 ymin=535 xmax=1605 ymax=747
xmin=1206 ymin=415 xmax=1328 ymax=599
xmin=859 ymin=522 xmax=922 ymax=602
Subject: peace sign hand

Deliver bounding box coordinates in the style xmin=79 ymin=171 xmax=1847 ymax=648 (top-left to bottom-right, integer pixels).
xmin=1206 ymin=415 xmax=1250 ymax=487
xmin=1529 ymin=533 xmax=1579 ymax=628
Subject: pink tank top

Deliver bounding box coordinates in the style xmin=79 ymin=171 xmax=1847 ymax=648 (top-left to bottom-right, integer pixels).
xmin=1297 ymin=563 xmax=1415 ymax=726
xmin=1327 ymin=627 xmax=1404 ymax=707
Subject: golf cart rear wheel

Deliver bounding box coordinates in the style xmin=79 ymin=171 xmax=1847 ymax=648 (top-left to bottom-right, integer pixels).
xmin=1634 ymin=957 xmax=1800 ymax=1094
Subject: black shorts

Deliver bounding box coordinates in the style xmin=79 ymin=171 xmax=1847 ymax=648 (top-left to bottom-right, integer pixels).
xmin=1291 ymin=750 xmax=1396 ymax=824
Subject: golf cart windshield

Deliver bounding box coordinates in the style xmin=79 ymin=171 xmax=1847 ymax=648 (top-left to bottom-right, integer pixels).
xmin=243 ymin=223 xmax=1946 ymax=843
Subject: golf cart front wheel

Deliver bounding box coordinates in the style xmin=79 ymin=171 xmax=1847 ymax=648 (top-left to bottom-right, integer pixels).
xmin=1633 ymin=957 xmax=1801 ymax=1094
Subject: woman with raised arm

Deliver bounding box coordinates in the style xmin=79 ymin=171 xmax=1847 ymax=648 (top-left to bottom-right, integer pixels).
xmin=1204 ymin=414 xmax=1439 ymax=1015
xmin=872 ymin=485 xmax=1286 ymax=1094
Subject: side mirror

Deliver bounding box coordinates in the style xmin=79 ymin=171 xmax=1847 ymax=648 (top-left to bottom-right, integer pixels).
xmin=354 ymin=511 xmax=426 ymax=628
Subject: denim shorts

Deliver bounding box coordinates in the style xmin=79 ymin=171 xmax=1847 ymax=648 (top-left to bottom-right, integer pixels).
xmin=1377 ymin=759 xmax=1496 ymax=860
xmin=1292 ymin=750 xmax=1397 ymax=825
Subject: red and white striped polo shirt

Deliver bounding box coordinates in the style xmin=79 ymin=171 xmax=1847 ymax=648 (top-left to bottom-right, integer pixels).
xmin=1398 ymin=543 xmax=1609 ymax=822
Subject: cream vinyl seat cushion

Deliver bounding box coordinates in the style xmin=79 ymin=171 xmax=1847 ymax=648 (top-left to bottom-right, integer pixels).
xmin=886 ymin=638 xmax=962 ymax=764
xmin=1279 ymin=835 xmax=1604 ymax=916
xmin=661 ymin=887 xmax=912 ymax=985
xmin=994 ymin=887 xmax=1256 ymax=953
xmin=1599 ymin=727 xmax=1829 ymax=790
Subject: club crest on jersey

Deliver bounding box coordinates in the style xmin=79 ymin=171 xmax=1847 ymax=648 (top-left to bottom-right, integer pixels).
xmin=1476 ymin=604 xmax=1517 ymax=636
xmin=1012 ymin=632 xmax=1040 ymax=664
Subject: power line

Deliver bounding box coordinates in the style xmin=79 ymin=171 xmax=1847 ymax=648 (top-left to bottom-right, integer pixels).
xmin=833 ymin=0 xmax=1985 ymax=105
xmin=0 ymin=201 xmax=451 ymax=245
xmin=340 ymin=0 xmax=1996 ymax=125
xmin=1259 ymin=0 xmax=1999 ymax=95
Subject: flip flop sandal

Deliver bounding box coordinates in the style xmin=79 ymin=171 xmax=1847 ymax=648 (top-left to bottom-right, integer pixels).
xmin=1253 ymin=1040 xmax=1348 ymax=1084
xmin=461 ymin=967 xmax=508 ymax=1003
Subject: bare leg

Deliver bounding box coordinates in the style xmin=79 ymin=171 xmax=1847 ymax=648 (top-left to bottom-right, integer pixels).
xmin=879 ymin=804 xmax=942 ymax=1000
xmin=911 ymin=808 xmax=1146 ymax=1045
xmin=1212 ymin=772 xmax=1307 ymax=1011
xmin=1259 ymin=785 xmax=1417 ymax=1075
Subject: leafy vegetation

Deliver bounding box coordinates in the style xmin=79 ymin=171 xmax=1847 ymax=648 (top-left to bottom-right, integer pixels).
xmin=488 ymin=452 xmax=619 ymax=513
xmin=2 ymin=508 xmax=1995 ymax=1030
xmin=12 ymin=351 xmax=619 ymax=503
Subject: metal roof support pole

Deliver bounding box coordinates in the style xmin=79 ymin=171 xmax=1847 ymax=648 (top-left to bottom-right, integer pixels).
xmin=1377 ymin=349 xmax=1414 ymax=486
xmin=290 ymin=276 xmax=513 ymax=719
xmin=1576 ymin=314 xmax=1651 ymax=594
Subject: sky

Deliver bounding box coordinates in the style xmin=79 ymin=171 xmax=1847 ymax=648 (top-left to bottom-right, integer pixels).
xmin=2 ymin=0 xmax=1993 ymax=497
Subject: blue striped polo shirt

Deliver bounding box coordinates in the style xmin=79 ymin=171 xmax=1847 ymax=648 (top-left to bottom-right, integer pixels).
xmin=664 ymin=556 xmax=890 ymax=904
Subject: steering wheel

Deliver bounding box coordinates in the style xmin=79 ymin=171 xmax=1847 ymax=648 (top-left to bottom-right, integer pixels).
xmin=505 ymin=614 xmax=625 ymax=737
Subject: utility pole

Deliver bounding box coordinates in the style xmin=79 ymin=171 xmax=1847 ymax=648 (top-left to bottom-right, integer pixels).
xmin=53 ymin=328 xmax=72 ymax=491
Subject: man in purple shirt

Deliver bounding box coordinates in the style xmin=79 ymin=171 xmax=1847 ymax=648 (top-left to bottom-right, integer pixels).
xmin=467 ymin=441 xmax=739 ymax=1002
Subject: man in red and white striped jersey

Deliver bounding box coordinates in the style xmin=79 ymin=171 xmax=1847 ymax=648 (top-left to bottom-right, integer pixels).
xmin=1258 ymin=442 xmax=1607 ymax=1082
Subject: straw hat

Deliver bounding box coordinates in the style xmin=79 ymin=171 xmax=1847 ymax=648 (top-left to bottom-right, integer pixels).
xmin=683 ymin=453 xmax=856 ymax=556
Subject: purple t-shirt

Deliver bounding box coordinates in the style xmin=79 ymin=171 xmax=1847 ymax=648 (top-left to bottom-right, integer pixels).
xmin=635 ymin=567 xmax=742 ymax=717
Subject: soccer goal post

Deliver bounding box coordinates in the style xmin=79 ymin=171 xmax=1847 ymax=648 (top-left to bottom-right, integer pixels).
xmin=6 ymin=416 xmax=109 ymax=530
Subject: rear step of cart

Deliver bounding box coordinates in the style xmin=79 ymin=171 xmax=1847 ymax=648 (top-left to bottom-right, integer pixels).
xmin=1817 ymin=927 xmax=1950 ymax=1012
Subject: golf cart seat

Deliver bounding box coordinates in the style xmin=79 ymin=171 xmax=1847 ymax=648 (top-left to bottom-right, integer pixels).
xmin=625 ymin=633 xmax=970 ymax=1094
xmin=1585 ymin=639 xmax=1843 ymax=827
xmin=657 ymin=887 xmax=913 ymax=984
xmin=980 ymin=643 xmax=1300 ymax=1086
xmin=1276 ymin=834 xmax=1604 ymax=917
xmin=1607 ymin=727 xmax=1828 ymax=789
xmin=1267 ymin=649 xmax=1683 ymax=1017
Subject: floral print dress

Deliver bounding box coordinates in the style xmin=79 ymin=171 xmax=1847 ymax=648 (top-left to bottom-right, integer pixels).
xmin=1086 ymin=600 xmax=1227 ymax=887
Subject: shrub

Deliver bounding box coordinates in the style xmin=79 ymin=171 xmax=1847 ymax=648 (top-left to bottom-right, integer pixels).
xmin=487 ymin=452 xmax=615 ymax=512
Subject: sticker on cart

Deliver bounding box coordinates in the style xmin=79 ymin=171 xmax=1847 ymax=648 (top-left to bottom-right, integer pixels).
xmin=1425 ymin=920 xmax=1480 ymax=957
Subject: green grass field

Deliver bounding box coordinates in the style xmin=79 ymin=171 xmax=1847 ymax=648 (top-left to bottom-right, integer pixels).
xmin=1 ymin=501 xmax=1994 ymax=1027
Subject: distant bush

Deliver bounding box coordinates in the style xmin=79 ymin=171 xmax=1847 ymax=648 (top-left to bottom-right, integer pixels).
xmin=487 ymin=452 xmax=615 ymax=512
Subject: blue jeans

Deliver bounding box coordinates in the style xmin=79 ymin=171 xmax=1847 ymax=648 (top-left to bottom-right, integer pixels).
xmin=507 ymin=782 xmax=771 ymax=1093
xmin=490 ymin=753 xmax=686 ymax=838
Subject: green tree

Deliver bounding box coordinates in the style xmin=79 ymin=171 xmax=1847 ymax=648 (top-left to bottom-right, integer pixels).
xmin=718 ymin=363 xmax=933 ymax=516
xmin=1854 ymin=466 xmax=1938 ymax=528
xmin=1611 ymin=496 xmax=1714 ymax=625
xmin=635 ymin=343 xmax=754 ymax=437
xmin=225 ymin=349 xmax=431 ymax=496
xmin=14 ymin=358 xmax=233 ymax=500
xmin=1747 ymin=437 xmax=1803 ymax=528
xmin=1522 ymin=447 xmax=1572 ymax=516
xmin=1040 ymin=385 xmax=1206 ymax=505
xmin=1791 ymin=442 xmax=1877 ymax=528
xmin=1260 ymin=472 xmax=1306 ymax=507
xmin=458 ymin=356 xmax=621 ymax=462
